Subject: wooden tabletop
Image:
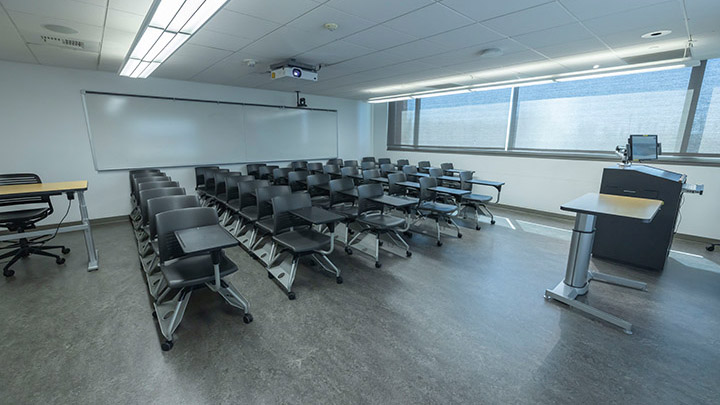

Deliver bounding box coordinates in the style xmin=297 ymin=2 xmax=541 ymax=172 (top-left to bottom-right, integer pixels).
xmin=0 ymin=181 xmax=88 ymax=197
xmin=561 ymin=193 xmax=663 ymax=222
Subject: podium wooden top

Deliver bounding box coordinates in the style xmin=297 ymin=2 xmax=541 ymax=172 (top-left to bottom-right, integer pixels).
xmin=0 ymin=181 xmax=88 ymax=197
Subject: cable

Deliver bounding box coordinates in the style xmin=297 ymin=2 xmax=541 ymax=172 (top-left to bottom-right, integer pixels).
xmin=34 ymin=199 xmax=73 ymax=245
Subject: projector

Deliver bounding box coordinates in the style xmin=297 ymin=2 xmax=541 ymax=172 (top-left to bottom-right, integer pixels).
xmin=270 ymin=60 xmax=318 ymax=81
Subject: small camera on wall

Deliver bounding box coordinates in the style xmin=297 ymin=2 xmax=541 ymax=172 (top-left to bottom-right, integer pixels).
xmin=296 ymin=91 xmax=307 ymax=108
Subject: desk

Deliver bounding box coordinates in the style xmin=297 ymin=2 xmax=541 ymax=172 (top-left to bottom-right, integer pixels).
xmin=0 ymin=181 xmax=98 ymax=271
xmin=397 ymin=181 xmax=420 ymax=189
xmin=291 ymin=207 xmax=343 ymax=231
xmin=371 ymin=195 xmax=417 ymax=209
xmin=175 ymin=224 xmax=238 ymax=288
xmin=544 ymin=193 xmax=662 ymax=334
xmin=429 ymin=186 xmax=470 ymax=198
xmin=445 ymin=169 xmax=466 ymax=175
xmin=370 ymin=177 xmax=389 ymax=184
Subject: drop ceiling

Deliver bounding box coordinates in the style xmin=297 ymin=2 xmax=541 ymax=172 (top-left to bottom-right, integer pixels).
xmin=0 ymin=0 xmax=718 ymax=99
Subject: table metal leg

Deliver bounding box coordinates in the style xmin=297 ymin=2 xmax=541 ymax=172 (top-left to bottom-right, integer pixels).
xmin=77 ymin=191 xmax=99 ymax=271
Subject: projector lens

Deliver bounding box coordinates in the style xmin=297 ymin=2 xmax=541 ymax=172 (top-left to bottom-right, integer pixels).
xmin=292 ymin=68 xmax=302 ymax=78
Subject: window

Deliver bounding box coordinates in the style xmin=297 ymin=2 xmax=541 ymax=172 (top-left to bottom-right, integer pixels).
xmin=689 ymin=59 xmax=720 ymax=153
xmin=514 ymin=67 xmax=692 ymax=152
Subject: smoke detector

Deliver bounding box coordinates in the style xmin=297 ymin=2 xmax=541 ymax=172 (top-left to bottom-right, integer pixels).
xmin=478 ymin=48 xmax=503 ymax=58
xmin=641 ymin=30 xmax=672 ymax=39
xmin=244 ymin=58 xmax=257 ymax=67
xmin=323 ymin=23 xmax=339 ymax=31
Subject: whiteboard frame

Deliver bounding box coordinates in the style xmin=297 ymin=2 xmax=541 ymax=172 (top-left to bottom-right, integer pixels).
xmin=81 ymin=90 xmax=339 ymax=171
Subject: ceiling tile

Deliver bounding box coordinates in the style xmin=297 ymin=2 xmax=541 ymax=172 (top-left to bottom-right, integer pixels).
xmin=202 ymin=9 xmax=281 ymax=39
xmin=383 ymin=3 xmax=474 ymax=38
xmin=287 ymin=5 xmax=375 ymax=37
xmin=155 ymin=44 xmax=232 ymax=80
xmin=28 ymin=43 xmax=98 ymax=69
xmin=581 ymin=1 xmax=684 ymax=36
xmin=559 ymin=0 xmax=670 ymax=21
xmin=224 ymin=0 xmax=320 ymax=25
xmin=377 ymin=40 xmax=448 ymax=62
xmin=190 ymin=52 xmax=266 ymax=83
xmin=440 ymin=0 xmax=552 ymax=22
xmin=189 ymin=29 xmax=254 ymax=52
xmin=105 ymin=8 xmax=144 ymax=33
xmin=9 ymin=11 xmax=105 ymax=43
xmin=98 ymin=28 xmax=135 ymax=71
xmin=296 ymin=40 xmax=374 ymax=65
xmin=2 ymin=0 xmax=106 ymax=27
xmin=0 ymin=6 xmax=36 ymax=64
xmin=342 ymin=25 xmax=417 ymax=50
xmin=107 ymin=0 xmax=152 ymax=15
xmin=240 ymin=26 xmax=334 ymax=60
xmin=426 ymin=23 xmax=504 ymax=51
xmin=417 ymin=38 xmax=528 ymax=67
xmin=533 ymin=37 xmax=608 ymax=59
xmin=482 ymin=2 xmax=576 ymax=37
xmin=512 ymin=23 xmax=596 ymax=49
xmin=326 ymin=0 xmax=433 ymax=24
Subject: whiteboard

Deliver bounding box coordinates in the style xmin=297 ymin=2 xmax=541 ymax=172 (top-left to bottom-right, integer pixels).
xmin=82 ymin=92 xmax=338 ymax=170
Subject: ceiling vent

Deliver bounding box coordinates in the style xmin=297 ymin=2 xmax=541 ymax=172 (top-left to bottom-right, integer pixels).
xmin=23 ymin=33 xmax=100 ymax=52
xmin=40 ymin=35 xmax=85 ymax=50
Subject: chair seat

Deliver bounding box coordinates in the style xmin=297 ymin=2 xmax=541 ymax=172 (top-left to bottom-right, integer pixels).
xmin=273 ymin=229 xmax=331 ymax=254
xmin=226 ymin=199 xmax=240 ymax=210
xmin=358 ymin=213 xmax=405 ymax=229
xmin=215 ymin=193 xmax=227 ymax=202
xmin=310 ymin=196 xmax=331 ymax=208
xmin=239 ymin=206 xmax=258 ymax=221
xmin=161 ymin=252 xmax=237 ymax=289
xmin=0 ymin=208 xmax=50 ymax=224
xmin=418 ymin=201 xmax=457 ymax=214
xmin=329 ymin=204 xmax=358 ymax=219
xmin=462 ymin=193 xmax=493 ymax=203
xmin=255 ymin=218 xmax=276 ymax=234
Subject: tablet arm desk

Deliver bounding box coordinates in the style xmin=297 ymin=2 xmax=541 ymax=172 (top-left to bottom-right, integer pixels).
xmin=544 ymin=193 xmax=663 ymax=334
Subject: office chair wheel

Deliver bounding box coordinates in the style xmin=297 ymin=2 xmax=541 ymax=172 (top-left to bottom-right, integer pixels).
xmin=406 ymin=251 xmax=412 ymax=257
xmin=375 ymin=262 xmax=382 ymax=268
xmin=56 ymin=258 xmax=66 ymax=265
xmin=345 ymin=247 xmax=353 ymax=255
xmin=161 ymin=340 xmax=174 ymax=351
xmin=61 ymin=247 xmax=71 ymax=254
xmin=457 ymin=233 xmax=462 ymax=238
xmin=336 ymin=276 xmax=343 ymax=284
xmin=475 ymin=225 xmax=481 ymax=230
xmin=3 ymin=269 xmax=14 ymax=277
xmin=267 ymin=272 xmax=274 ymax=279
xmin=490 ymin=220 xmax=496 ymax=225
xmin=243 ymin=313 xmax=253 ymax=324
xmin=436 ymin=241 xmax=443 ymax=247
xmin=287 ymin=291 xmax=296 ymax=300
xmin=707 ymin=245 xmax=715 ymax=252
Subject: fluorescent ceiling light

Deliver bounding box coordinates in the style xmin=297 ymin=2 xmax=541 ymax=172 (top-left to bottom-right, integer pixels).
xmin=470 ymin=79 xmax=554 ymax=92
xmin=411 ymin=89 xmax=470 ymax=99
xmin=368 ymin=96 xmax=412 ymax=104
xmin=119 ymin=0 xmax=228 ymax=78
xmin=555 ymin=64 xmax=686 ymax=82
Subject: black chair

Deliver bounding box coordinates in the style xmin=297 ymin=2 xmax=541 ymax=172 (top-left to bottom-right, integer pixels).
xmin=380 ymin=164 xmax=395 ymax=177
xmin=377 ymin=158 xmax=392 ymax=165
xmin=388 ymin=173 xmax=407 ymax=196
xmin=428 ymin=168 xmax=443 ymax=178
xmin=397 ymin=159 xmax=409 ymax=169
xmin=402 ymin=165 xmax=420 ymax=181
xmin=362 ymin=157 xmax=376 ymax=163
xmin=306 ymin=173 xmax=331 ymax=207
xmin=341 ymin=166 xmax=359 ymax=178
xmin=131 ymin=176 xmax=172 ymax=222
xmin=133 ymin=180 xmax=178 ymax=225
xmin=273 ymin=167 xmax=293 ymax=185
xmin=326 ymin=158 xmax=343 ymax=167
xmin=360 ymin=161 xmax=376 ymax=170
xmin=440 ymin=163 xmax=454 ymax=176
xmin=328 ymin=178 xmax=359 ymax=244
xmin=323 ymin=164 xmax=342 ymax=178
xmin=203 ymin=169 xmax=228 ymax=200
xmin=268 ymin=193 xmax=342 ymax=299
xmin=417 ymin=177 xmax=461 ymax=246
xmin=131 ymin=169 xmax=161 ymax=197
xmin=223 ymin=174 xmax=255 ymax=226
xmin=458 ymin=171 xmax=495 ymax=229
xmin=288 ymin=170 xmax=309 ymax=193
xmin=258 ymin=165 xmax=278 ymax=181
xmin=345 ymin=183 xmax=410 ymax=268
xmin=362 ymin=169 xmax=381 ymax=184
xmin=154 ymin=207 xmax=251 ymax=351
xmin=307 ymin=162 xmax=324 ymax=173
xmin=246 ymin=163 xmax=264 ymax=178
xmin=290 ymin=161 xmax=308 ymax=171
xmin=136 ymin=187 xmax=186 ymax=242
xmin=0 ymin=174 xmax=70 ymax=277
xmin=250 ymin=185 xmax=292 ymax=264
xmin=343 ymin=160 xmax=358 ymax=168
xmin=417 ymin=161 xmax=431 ymax=174
xmin=234 ymin=179 xmax=270 ymax=243
xmin=194 ymin=166 xmax=218 ymax=190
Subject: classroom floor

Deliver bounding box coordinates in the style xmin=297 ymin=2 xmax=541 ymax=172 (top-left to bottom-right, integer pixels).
xmin=1 ymin=207 xmax=719 ymax=404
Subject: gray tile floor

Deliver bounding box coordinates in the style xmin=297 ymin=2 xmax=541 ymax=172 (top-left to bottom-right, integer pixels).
xmin=1 ymin=207 xmax=719 ymax=404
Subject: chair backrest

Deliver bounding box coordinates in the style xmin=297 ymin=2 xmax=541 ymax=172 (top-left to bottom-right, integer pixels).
xmin=238 ymin=179 xmax=270 ymax=210
xmin=428 ymin=168 xmax=443 ymax=178
xmin=344 ymin=160 xmax=358 ymax=168
xmin=341 ymin=166 xmax=359 ymax=177
xmin=326 ymin=158 xmax=343 ymax=166
xmin=323 ymin=164 xmax=341 ymax=175
xmin=418 ymin=161 xmax=431 ymax=168
xmin=418 ymin=176 xmax=438 ymax=202
xmin=360 ymin=161 xmax=376 ymax=170
xmin=246 ymin=163 xmax=264 ymax=177
xmin=0 ymin=173 xmax=52 ymax=209
xmin=147 ymin=195 xmax=200 ymax=238
xmin=458 ymin=171 xmax=473 ymax=191
xmin=133 ymin=175 xmax=169 ymax=197
xmin=130 ymin=169 xmax=161 ymax=188
xmin=307 ymin=162 xmax=324 ymax=173
xmin=288 ymin=170 xmax=309 ymax=192
xmin=307 ymin=173 xmax=330 ymax=197
xmin=357 ymin=183 xmax=385 ymax=216
xmin=256 ymin=185 xmax=291 ymax=219
xmin=291 ymin=160 xmax=308 ymax=170
xmin=377 ymin=158 xmax=391 ymax=165
xmin=273 ymin=167 xmax=292 ymax=184
xmin=402 ymin=165 xmax=418 ymax=176
xmin=204 ymin=169 xmax=227 ymax=190
xmin=380 ymin=163 xmax=395 ymax=176
xmin=194 ymin=166 xmax=217 ymax=188
xmin=387 ymin=173 xmax=407 ymax=196
xmin=362 ymin=169 xmax=380 ymax=182
xmin=138 ymin=181 xmax=179 ymax=192
xmin=362 ymin=156 xmax=376 ymax=163
xmin=329 ymin=177 xmax=356 ymax=206
xmin=214 ymin=170 xmax=235 ymax=196
xmin=156 ymin=207 xmax=218 ymax=263
xmin=226 ymin=174 xmax=255 ymax=202
xmin=257 ymin=165 xmax=277 ymax=180
xmin=397 ymin=159 xmax=409 ymax=168
xmin=440 ymin=163 xmax=454 ymax=171
xmin=271 ymin=192 xmax=312 ymax=235
xmin=139 ymin=187 xmax=186 ymax=226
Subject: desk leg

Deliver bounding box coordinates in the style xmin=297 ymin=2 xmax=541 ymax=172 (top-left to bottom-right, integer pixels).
xmin=77 ymin=191 xmax=99 ymax=271
xmin=544 ymin=213 xmax=634 ymax=334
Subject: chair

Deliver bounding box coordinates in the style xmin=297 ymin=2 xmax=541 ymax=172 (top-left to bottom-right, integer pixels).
xmin=387 ymin=173 xmax=408 ymax=196
xmin=402 ymin=165 xmax=420 ymax=181
xmin=307 ymin=162 xmax=324 ymax=173
xmin=417 ymin=177 xmax=462 ymax=246
xmin=341 ymin=166 xmax=359 ymax=178
xmin=0 ymin=174 xmax=70 ymax=277
xmin=223 ymin=174 xmax=255 ymax=225
xmin=458 ymin=171 xmax=495 ymax=230
xmin=360 ymin=161 xmax=376 ymax=170
xmin=131 ymin=169 xmax=161 ymax=196
xmin=343 ymin=160 xmax=359 ymax=168
xmin=131 ymin=175 xmax=171 ymax=220
xmin=440 ymin=163 xmax=454 ymax=175
xmin=428 ymin=168 xmax=443 ymax=178
xmin=288 ymin=170 xmax=309 ymax=193
xmin=234 ymin=179 xmax=270 ymax=242
xmin=257 ymin=165 xmax=278 ymax=181
xmin=153 ymin=207 xmax=251 ymax=351
xmin=273 ymin=167 xmax=293 ymax=185
xmin=326 ymin=158 xmax=343 ymax=166
xmin=136 ymin=187 xmax=186 ymax=242
xmin=306 ymin=173 xmax=331 ymax=207
xmin=397 ymin=159 xmax=409 ymax=169
xmin=194 ymin=166 xmax=218 ymax=190
xmin=291 ymin=160 xmax=308 ymax=171
xmin=362 ymin=169 xmax=381 ymax=184
xmin=328 ymin=178 xmax=359 ymax=244
xmin=268 ymin=192 xmax=342 ymax=299
xmin=417 ymin=161 xmax=431 ymax=173
xmin=377 ymin=158 xmax=392 ymax=165
xmin=380 ymin=164 xmax=395 ymax=177
xmin=250 ymin=185 xmax=292 ymax=264
xmin=323 ymin=164 xmax=342 ymax=178
xmin=362 ymin=157 xmax=376 ymax=163
xmin=345 ymin=183 xmax=411 ymax=268
xmin=246 ymin=163 xmax=264 ymax=178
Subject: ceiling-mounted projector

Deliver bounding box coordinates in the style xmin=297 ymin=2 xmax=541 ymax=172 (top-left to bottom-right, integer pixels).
xmin=270 ymin=60 xmax=318 ymax=81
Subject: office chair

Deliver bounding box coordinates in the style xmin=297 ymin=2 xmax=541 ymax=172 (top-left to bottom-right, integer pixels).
xmin=362 ymin=169 xmax=381 ymax=184
xmin=288 ymin=170 xmax=309 ymax=193
xmin=380 ymin=164 xmax=395 ymax=177
xmin=458 ymin=171 xmax=494 ymax=229
xmin=362 ymin=157 xmax=376 ymax=163
xmin=0 ymin=173 xmax=70 ymax=277
xmin=194 ymin=166 xmax=218 ymax=190
xmin=246 ymin=163 xmax=264 ymax=178
xmin=345 ymin=183 xmax=411 ymax=268
xmin=328 ymin=177 xmax=359 ymax=244
xmin=377 ymin=158 xmax=392 ymax=165
xmin=440 ymin=163 xmax=454 ymax=175
xmin=307 ymin=162 xmax=324 ymax=173
xmin=361 ymin=161 xmax=376 ymax=170
xmin=327 ymin=158 xmax=343 ymax=167
xmin=417 ymin=177 xmax=462 ymax=246
xmin=397 ymin=159 xmax=409 ymax=169
xmin=306 ymin=173 xmax=331 ymax=207
xmin=250 ymin=185 xmax=292 ymax=264
xmin=290 ymin=160 xmax=308 ymax=171
xmin=136 ymin=187 xmax=186 ymax=244
xmin=273 ymin=168 xmax=292 ymax=185
xmin=323 ymin=164 xmax=342 ymax=177
xmin=234 ymin=179 xmax=270 ymax=241
xmin=343 ymin=160 xmax=359 ymax=168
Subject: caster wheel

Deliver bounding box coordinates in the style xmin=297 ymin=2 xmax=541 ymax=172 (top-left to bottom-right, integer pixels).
xmin=61 ymin=247 xmax=71 ymax=254
xmin=3 ymin=269 xmax=15 ymax=277
xmin=475 ymin=225 xmax=481 ymax=231
xmin=457 ymin=233 xmax=462 ymax=238
xmin=336 ymin=276 xmax=343 ymax=284
xmin=345 ymin=247 xmax=353 ymax=255
xmin=378 ymin=241 xmax=384 ymax=246
xmin=161 ymin=340 xmax=174 ymax=351
xmin=406 ymin=251 xmax=412 ymax=257
xmin=707 ymin=245 xmax=715 ymax=252
xmin=436 ymin=241 xmax=443 ymax=247
xmin=288 ymin=292 xmax=296 ymax=300
xmin=56 ymin=258 xmax=66 ymax=265
xmin=267 ymin=272 xmax=274 ymax=279
xmin=491 ymin=220 xmax=496 ymax=225
xmin=375 ymin=262 xmax=382 ymax=268
xmin=243 ymin=313 xmax=253 ymax=324
xmin=152 ymin=311 xmax=157 ymax=319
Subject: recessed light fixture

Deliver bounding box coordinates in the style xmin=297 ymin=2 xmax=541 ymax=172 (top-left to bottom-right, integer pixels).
xmin=641 ymin=30 xmax=672 ymax=39
xmin=119 ymin=0 xmax=229 ymax=79
xmin=593 ymin=64 xmax=600 ymax=69
xmin=324 ymin=23 xmax=339 ymax=31
xmin=43 ymin=24 xmax=78 ymax=34
xmin=478 ymin=48 xmax=503 ymax=58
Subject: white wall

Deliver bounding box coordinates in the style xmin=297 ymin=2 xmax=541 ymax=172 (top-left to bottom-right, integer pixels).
xmin=371 ymin=104 xmax=720 ymax=240
xmin=0 ymin=60 xmax=372 ymax=224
